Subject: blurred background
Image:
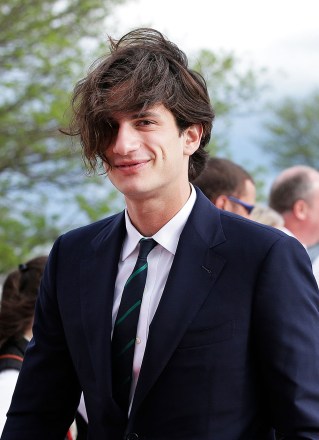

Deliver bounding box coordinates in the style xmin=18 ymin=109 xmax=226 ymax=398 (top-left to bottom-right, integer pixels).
xmin=1 ymin=0 xmax=318 ymax=273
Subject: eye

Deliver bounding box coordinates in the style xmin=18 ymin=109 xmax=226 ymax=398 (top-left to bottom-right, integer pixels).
xmin=136 ymin=119 xmax=154 ymax=127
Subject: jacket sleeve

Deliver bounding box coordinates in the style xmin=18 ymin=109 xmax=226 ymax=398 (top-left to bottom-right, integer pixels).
xmin=253 ymin=234 xmax=319 ymax=439
xmin=1 ymin=236 xmax=81 ymax=440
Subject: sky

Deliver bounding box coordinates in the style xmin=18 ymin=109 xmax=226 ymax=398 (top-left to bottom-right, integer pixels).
xmin=105 ymin=0 xmax=319 ymax=190
xmin=107 ymin=0 xmax=319 ymax=95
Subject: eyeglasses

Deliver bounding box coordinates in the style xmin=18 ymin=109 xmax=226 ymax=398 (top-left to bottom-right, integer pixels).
xmin=227 ymin=195 xmax=255 ymax=215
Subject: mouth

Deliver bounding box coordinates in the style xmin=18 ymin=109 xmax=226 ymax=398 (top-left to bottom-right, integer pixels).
xmin=115 ymin=160 xmax=150 ymax=170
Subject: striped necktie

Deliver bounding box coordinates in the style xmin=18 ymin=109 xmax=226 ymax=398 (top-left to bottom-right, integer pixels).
xmin=112 ymin=237 xmax=157 ymax=412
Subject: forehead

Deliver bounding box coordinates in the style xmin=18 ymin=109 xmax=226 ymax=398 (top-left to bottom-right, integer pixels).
xmin=309 ymin=180 xmax=319 ymax=201
xmin=244 ymin=178 xmax=256 ymax=193
xmin=104 ymin=76 xmax=165 ymax=114
xmin=241 ymin=179 xmax=256 ymax=203
xmin=305 ymin=175 xmax=319 ymax=195
xmin=110 ymin=104 xmax=172 ymax=121
xmin=311 ymin=176 xmax=319 ymax=189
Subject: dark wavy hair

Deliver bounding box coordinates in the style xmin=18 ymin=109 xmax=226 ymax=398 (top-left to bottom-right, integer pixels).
xmin=0 ymin=256 xmax=48 ymax=346
xmin=193 ymin=157 xmax=254 ymax=202
xmin=63 ymin=28 xmax=215 ymax=180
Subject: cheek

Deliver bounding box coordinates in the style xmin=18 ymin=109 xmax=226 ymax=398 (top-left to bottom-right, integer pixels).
xmin=310 ymin=202 xmax=319 ymax=221
xmin=103 ymin=161 xmax=111 ymax=173
xmin=162 ymin=144 xmax=184 ymax=165
xmin=233 ymin=205 xmax=243 ymax=214
xmin=236 ymin=206 xmax=249 ymax=218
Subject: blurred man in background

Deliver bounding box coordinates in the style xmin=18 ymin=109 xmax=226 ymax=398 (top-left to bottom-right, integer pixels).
xmin=193 ymin=157 xmax=256 ymax=218
xmin=269 ymin=165 xmax=319 ymax=259
xmin=270 ymin=165 xmax=319 ymax=287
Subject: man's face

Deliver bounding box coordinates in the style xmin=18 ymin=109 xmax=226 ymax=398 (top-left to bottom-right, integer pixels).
xmin=103 ymin=104 xmax=201 ymax=203
xmin=226 ymin=179 xmax=256 ymax=218
xmin=305 ymin=182 xmax=319 ymax=245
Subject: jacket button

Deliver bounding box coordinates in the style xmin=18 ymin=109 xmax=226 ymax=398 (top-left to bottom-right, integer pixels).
xmin=126 ymin=434 xmax=139 ymax=440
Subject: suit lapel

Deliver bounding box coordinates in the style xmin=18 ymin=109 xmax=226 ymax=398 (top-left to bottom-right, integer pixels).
xmin=130 ymin=190 xmax=226 ymax=419
xmin=80 ymin=213 xmax=126 ymax=400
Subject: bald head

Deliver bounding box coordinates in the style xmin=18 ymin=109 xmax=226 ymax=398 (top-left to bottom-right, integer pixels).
xmin=269 ymin=165 xmax=319 ymax=246
xmin=270 ymin=166 xmax=319 ymax=213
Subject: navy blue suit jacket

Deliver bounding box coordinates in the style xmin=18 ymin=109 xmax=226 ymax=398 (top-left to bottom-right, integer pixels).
xmin=3 ymin=188 xmax=319 ymax=439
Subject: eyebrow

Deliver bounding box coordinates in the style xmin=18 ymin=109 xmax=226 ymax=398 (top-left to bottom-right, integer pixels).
xmin=108 ymin=110 xmax=162 ymax=125
xmin=130 ymin=110 xmax=161 ymax=120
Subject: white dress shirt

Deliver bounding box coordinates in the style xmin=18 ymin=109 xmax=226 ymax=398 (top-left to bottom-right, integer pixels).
xmin=0 ymin=335 xmax=31 ymax=435
xmin=112 ymin=184 xmax=196 ymax=410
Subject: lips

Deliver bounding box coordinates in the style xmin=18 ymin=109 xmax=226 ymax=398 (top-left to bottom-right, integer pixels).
xmin=115 ymin=160 xmax=150 ymax=169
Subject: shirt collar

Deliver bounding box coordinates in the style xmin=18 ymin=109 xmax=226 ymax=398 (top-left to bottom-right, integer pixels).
xmin=121 ymin=184 xmax=197 ymax=260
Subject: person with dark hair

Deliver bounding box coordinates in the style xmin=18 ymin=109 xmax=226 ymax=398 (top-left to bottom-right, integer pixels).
xmin=0 ymin=257 xmax=79 ymax=439
xmin=2 ymin=28 xmax=319 ymax=440
xmin=0 ymin=256 xmax=48 ymax=434
xmin=66 ymin=28 xmax=212 ymax=181
xmin=193 ymin=157 xmax=256 ymax=218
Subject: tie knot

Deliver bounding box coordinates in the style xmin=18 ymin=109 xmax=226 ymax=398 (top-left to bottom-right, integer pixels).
xmin=138 ymin=238 xmax=157 ymax=259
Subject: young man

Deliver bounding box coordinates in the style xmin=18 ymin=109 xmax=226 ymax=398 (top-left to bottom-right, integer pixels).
xmin=2 ymin=28 xmax=319 ymax=440
xmin=193 ymin=157 xmax=256 ymax=218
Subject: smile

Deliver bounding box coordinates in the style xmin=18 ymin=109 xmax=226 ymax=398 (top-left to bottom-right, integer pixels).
xmin=115 ymin=160 xmax=150 ymax=170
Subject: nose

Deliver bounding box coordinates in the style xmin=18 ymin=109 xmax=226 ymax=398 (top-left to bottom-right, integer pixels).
xmin=112 ymin=122 xmax=140 ymax=156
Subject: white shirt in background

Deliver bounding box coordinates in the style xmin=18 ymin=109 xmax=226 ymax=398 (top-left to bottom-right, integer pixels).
xmin=0 ymin=370 xmax=19 ymax=435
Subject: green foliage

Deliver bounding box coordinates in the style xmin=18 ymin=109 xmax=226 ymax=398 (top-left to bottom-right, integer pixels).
xmin=75 ymin=184 xmax=124 ymax=223
xmin=0 ymin=198 xmax=60 ymax=273
xmin=191 ymin=49 xmax=266 ymax=156
xmin=0 ymin=0 xmax=125 ymax=191
xmin=262 ymin=91 xmax=319 ymax=169
xmin=0 ymin=0 xmax=127 ymax=273
xmin=0 ymin=5 xmax=264 ymax=273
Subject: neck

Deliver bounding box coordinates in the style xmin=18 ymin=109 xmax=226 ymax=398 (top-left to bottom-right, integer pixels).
xmin=283 ymin=215 xmax=312 ymax=247
xmin=126 ymin=184 xmax=192 ymax=236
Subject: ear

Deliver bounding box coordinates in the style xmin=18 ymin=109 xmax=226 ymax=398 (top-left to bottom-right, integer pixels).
xmin=292 ymin=199 xmax=308 ymax=221
xmin=214 ymin=195 xmax=229 ymax=210
xmin=183 ymin=124 xmax=203 ymax=156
